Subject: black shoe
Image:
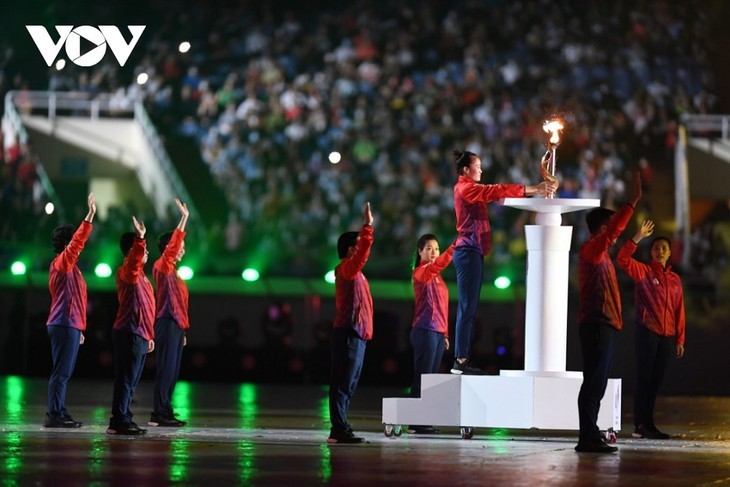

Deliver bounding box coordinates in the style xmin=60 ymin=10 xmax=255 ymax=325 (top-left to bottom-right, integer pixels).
xmin=575 ymin=439 xmax=618 ymax=453
xmin=450 ymin=360 xmax=486 ymax=375
xmin=327 ymin=430 xmax=364 ymax=444
xmin=632 ymin=425 xmax=670 ymax=440
xmin=106 ymin=422 xmax=147 ymax=435
xmin=43 ymin=413 xmax=82 ymax=428
xmin=408 ymin=426 xmax=440 ymax=434
xmin=148 ymin=413 xmax=187 ymax=427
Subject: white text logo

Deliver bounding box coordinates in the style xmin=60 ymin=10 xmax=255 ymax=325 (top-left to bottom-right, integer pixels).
xmin=26 ymin=25 xmax=146 ymax=67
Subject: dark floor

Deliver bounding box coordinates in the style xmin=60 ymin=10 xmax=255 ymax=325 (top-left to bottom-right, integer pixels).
xmin=1 ymin=376 xmax=730 ymax=486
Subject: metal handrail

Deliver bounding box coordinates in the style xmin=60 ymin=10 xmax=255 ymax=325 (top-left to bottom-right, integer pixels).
xmin=3 ymin=91 xmax=65 ymax=221
xmin=680 ymin=114 xmax=730 ymax=140
xmin=4 ymin=90 xmax=203 ymax=235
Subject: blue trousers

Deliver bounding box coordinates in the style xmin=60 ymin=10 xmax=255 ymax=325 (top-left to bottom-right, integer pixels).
xmin=410 ymin=327 xmax=445 ymax=398
xmin=453 ymin=248 xmax=484 ymax=359
xmin=577 ymin=321 xmax=618 ymax=442
xmin=328 ymin=327 xmax=366 ymax=434
xmin=47 ymin=325 xmax=81 ymax=417
xmin=634 ymin=325 xmax=674 ymax=428
xmin=110 ymin=329 xmax=148 ymax=427
xmin=152 ymin=318 xmax=185 ymax=417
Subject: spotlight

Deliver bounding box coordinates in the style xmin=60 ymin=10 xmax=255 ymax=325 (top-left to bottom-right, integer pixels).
xmin=10 ymin=261 xmax=27 ymax=276
xmin=328 ymin=151 xmax=341 ymax=164
xmin=178 ymin=265 xmax=194 ymax=280
xmin=242 ymin=268 xmax=260 ymax=282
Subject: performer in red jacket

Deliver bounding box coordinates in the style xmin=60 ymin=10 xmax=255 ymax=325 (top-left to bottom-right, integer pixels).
xmin=451 ymin=149 xmax=555 ymax=375
xmin=408 ymin=234 xmax=454 ymax=434
xmin=328 ymin=202 xmax=374 ymax=444
xmin=575 ymin=174 xmax=642 ymax=454
xmin=107 ymin=216 xmax=155 ymax=436
xmin=44 ymin=193 xmax=95 ymax=428
xmin=149 ymin=199 xmax=190 ymax=428
xmin=618 ymin=219 xmax=685 ymax=440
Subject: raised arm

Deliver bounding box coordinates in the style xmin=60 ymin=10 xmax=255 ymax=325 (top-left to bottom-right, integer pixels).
xmin=119 ymin=217 xmax=147 ymax=283
xmin=175 ymin=198 xmax=189 ymax=232
xmin=617 ymin=220 xmax=654 ymax=280
xmin=338 ymin=202 xmax=374 ymax=279
xmin=54 ymin=193 xmax=95 ymax=272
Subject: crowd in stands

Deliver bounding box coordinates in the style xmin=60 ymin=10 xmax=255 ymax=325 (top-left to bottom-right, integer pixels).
xmin=0 ymin=0 xmax=724 ymax=281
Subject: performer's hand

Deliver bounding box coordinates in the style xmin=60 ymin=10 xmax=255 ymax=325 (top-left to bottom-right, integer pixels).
xmin=641 ymin=220 xmax=654 ymax=238
xmin=444 ymin=338 xmax=450 ymax=351
xmin=629 ymin=171 xmax=642 ymax=208
xmin=80 ymin=333 xmax=85 ymax=345
xmin=148 ymin=339 xmax=155 ymax=353
xmin=676 ymin=344 xmax=684 ymax=358
xmin=176 ymin=198 xmax=189 ymax=218
xmin=85 ymin=193 xmax=96 ymax=223
xmin=364 ymin=201 xmax=374 ymax=226
xmin=132 ymin=216 xmax=146 ymax=238
xmin=184 ymin=335 xmax=187 ymax=347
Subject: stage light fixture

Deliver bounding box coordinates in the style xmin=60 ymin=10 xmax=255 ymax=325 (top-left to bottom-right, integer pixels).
xmin=10 ymin=261 xmax=27 ymax=276
xmin=494 ymin=275 xmax=511 ymax=289
xmin=324 ymin=270 xmax=335 ymax=284
xmin=242 ymin=268 xmax=260 ymax=282
xmin=94 ymin=263 xmax=112 ymax=278
xmin=178 ymin=265 xmax=194 ymax=280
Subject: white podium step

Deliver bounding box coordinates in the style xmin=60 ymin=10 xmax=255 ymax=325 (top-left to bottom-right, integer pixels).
xmin=382 ymin=373 xmax=621 ymax=432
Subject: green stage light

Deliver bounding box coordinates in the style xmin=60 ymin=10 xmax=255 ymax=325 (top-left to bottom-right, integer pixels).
xmin=242 ymin=268 xmax=260 ymax=282
xmin=177 ymin=266 xmax=194 ymax=281
xmin=324 ymin=270 xmax=335 ymax=284
xmin=10 ymin=261 xmax=27 ymax=276
xmin=94 ymin=263 xmax=112 ymax=278
xmin=494 ymin=275 xmax=511 ymax=290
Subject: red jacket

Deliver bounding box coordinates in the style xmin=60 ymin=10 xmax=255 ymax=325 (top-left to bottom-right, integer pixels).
xmin=153 ymin=229 xmax=189 ymax=330
xmin=617 ymin=240 xmax=686 ymax=345
xmin=453 ymin=175 xmax=525 ymax=255
xmin=333 ymin=225 xmax=374 ymax=340
xmin=577 ymin=204 xmax=633 ymax=330
xmin=113 ymin=238 xmax=155 ymax=341
xmin=412 ymin=245 xmax=454 ymax=336
xmin=47 ymin=221 xmax=92 ymax=331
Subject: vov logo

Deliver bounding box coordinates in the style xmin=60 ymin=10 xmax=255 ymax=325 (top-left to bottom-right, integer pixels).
xmin=26 ymin=25 xmax=146 ymax=67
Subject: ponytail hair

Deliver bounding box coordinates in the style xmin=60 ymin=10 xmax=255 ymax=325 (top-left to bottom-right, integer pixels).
xmin=454 ymin=150 xmax=476 ymax=175
xmin=412 ymin=233 xmax=438 ymax=269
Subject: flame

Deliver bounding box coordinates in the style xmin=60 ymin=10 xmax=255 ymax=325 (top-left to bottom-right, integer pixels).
xmin=543 ymin=119 xmax=564 ymax=144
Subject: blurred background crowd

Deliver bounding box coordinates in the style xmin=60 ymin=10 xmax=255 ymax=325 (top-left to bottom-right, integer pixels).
xmin=2 ymin=0 xmax=725 ymax=281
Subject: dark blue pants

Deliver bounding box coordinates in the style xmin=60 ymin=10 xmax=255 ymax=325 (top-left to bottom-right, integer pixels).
xmin=110 ymin=329 xmax=148 ymax=427
xmin=634 ymin=325 xmax=674 ymax=428
xmin=453 ymin=248 xmax=484 ymax=359
xmin=328 ymin=327 xmax=366 ymax=434
xmin=152 ymin=318 xmax=185 ymax=417
xmin=47 ymin=325 xmax=81 ymax=417
xmin=410 ymin=327 xmax=445 ymax=398
xmin=577 ymin=321 xmax=618 ymax=442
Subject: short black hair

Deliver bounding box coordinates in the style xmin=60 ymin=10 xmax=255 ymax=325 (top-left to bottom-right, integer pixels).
xmin=119 ymin=232 xmax=137 ymax=256
xmin=337 ymin=231 xmax=359 ymax=259
xmin=453 ymin=150 xmax=477 ymax=175
xmin=585 ymin=208 xmax=615 ymax=235
xmin=157 ymin=231 xmax=173 ymax=254
xmin=650 ymin=236 xmax=671 ymax=249
xmin=51 ymin=225 xmax=76 ymax=254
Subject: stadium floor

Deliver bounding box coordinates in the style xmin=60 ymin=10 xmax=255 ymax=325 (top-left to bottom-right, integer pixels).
xmin=1 ymin=377 xmax=729 ymax=486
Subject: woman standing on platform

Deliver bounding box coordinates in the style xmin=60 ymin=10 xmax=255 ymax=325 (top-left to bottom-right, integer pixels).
xmin=450 ymin=150 xmax=556 ymax=375
xmin=44 ymin=193 xmax=95 ymax=428
xmin=408 ymin=234 xmax=454 ymax=434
